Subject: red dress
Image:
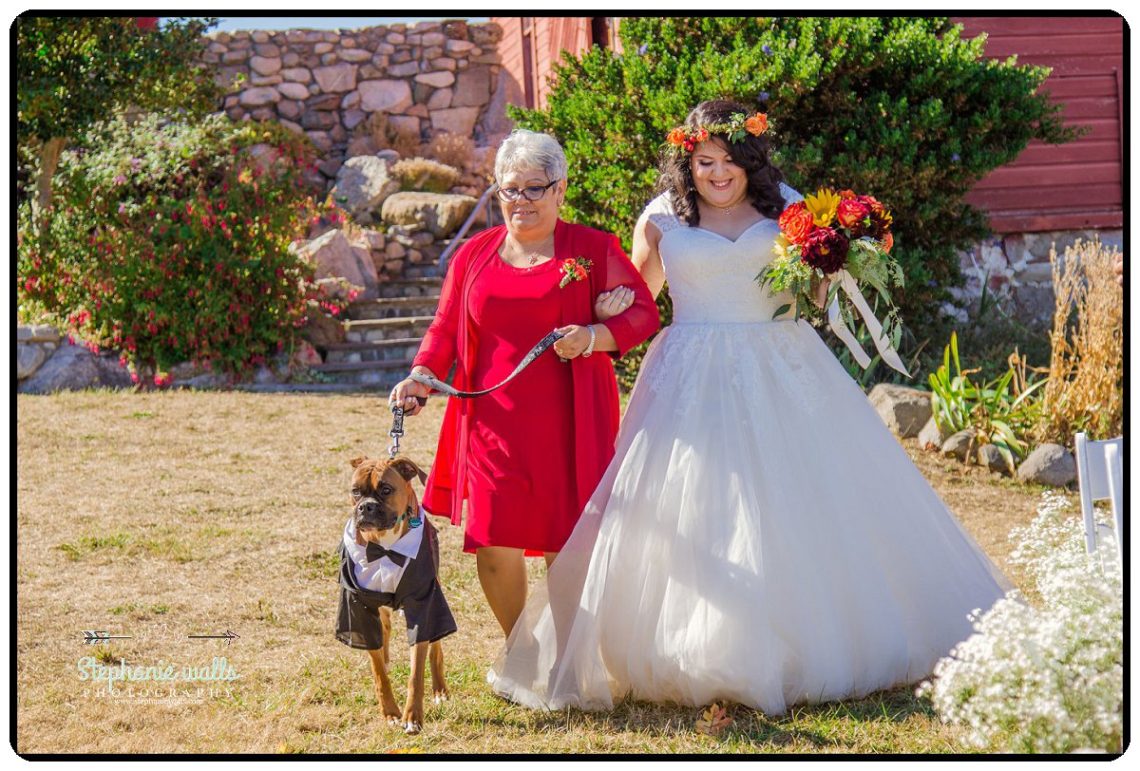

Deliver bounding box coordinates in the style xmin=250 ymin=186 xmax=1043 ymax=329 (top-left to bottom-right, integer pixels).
xmin=412 ymin=220 xmax=660 ymax=555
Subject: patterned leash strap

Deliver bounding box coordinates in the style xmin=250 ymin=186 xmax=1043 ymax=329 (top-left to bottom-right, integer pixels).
xmin=408 ymin=328 xmax=566 ymax=399
xmin=387 ymin=328 xmax=565 ymax=457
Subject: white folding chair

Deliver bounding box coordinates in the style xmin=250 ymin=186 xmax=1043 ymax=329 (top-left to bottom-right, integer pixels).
xmin=1073 ymin=432 xmax=1124 ymax=562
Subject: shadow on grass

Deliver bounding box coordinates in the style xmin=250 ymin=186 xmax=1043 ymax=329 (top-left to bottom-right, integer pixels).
xmin=469 ymin=683 xmax=934 ymax=750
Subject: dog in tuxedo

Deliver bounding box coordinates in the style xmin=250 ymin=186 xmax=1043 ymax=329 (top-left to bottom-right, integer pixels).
xmin=335 ymin=455 xmax=455 ymax=734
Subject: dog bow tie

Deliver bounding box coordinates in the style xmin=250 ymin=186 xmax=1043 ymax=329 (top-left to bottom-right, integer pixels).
xmin=364 ymin=542 xmax=407 ymax=566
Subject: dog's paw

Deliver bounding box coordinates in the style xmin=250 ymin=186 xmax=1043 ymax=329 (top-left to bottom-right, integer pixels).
xmin=403 ymin=720 xmax=422 ymax=735
xmin=432 ymin=689 xmax=449 ymax=704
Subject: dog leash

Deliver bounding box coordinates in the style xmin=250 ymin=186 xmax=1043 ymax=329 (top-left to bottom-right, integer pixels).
xmin=407 ymin=328 xmax=566 ymax=398
xmin=386 ymin=328 xmax=566 ymax=458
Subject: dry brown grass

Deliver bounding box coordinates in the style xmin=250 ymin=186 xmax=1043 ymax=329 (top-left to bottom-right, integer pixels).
xmin=1038 ymin=237 xmax=1124 ymax=443
xmin=425 ymin=131 xmax=475 ymax=172
xmin=15 ymin=390 xmax=1065 ymax=755
xmin=390 ymin=157 xmax=462 ymax=194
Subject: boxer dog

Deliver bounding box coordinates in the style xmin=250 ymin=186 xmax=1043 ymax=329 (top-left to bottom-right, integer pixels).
xmin=335 ymin=455 xmax=455 ymax=734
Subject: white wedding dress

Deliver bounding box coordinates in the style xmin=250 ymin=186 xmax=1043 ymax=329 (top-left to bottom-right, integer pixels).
xmin=488 ymin=187 xmax=1010 ymax=715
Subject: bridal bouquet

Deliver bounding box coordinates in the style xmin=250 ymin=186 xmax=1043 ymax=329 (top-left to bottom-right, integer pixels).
xmin=757 ymin=187 xmax=910 ymax=376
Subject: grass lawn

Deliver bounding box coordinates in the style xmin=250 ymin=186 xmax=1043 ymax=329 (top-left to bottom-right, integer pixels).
xmin=15 ymin=389 xmax=1069 ymax=754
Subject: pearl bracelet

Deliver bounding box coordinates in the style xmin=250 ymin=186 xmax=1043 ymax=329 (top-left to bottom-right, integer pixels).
xmin=582 ymin=324 xmax=597 ymax=358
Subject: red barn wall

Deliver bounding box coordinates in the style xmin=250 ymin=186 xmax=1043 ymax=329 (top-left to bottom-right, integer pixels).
xmin=952 ymin=15 xmax=1124 ymax=233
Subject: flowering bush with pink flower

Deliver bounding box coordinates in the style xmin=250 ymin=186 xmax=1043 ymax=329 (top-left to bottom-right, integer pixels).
xmin=17 ymin=113 xmax=349 ymax=386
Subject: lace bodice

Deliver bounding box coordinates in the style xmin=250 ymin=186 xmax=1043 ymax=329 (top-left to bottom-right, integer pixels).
xmin=640 ymin=184 xmax=803 ymax=324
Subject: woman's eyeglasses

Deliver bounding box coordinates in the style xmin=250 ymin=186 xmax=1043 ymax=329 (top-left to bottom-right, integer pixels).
xmin=495 ymin=179 xmax=560 ymax=203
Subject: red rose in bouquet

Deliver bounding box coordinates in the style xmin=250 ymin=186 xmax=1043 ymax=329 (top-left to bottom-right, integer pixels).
xmin=777 ymin=201 xmax=816 ymax=246
xmin=836 ymin=198 xmax=871 ymax=235
xmin=801 ymin=226 xmax=849 ymax=274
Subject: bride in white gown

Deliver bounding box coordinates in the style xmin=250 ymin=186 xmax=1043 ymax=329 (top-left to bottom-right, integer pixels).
xmin=489 ymin=99 xmax=1009 ymax=715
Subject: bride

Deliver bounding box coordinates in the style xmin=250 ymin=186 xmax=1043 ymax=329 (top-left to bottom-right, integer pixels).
xmin=488 ymin=99 xmax=1010 ymax=714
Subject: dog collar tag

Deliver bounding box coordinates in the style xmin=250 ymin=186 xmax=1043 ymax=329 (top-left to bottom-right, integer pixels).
xmin=408 ymin=515 xmax=422 ymax=528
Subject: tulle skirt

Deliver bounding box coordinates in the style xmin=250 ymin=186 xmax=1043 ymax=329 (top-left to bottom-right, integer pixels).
xmin=489 ymin=319 xmax=1010 ymax=714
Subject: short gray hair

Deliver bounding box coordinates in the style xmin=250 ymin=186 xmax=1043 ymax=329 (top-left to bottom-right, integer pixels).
xmin=494 ymin=129 xmax=568 ymax=184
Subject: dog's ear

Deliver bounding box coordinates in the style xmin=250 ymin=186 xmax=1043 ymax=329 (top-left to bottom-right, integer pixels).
xmin=390 ymin=457 xmax=428 ymax=485
xmin=350 ymin=456 xmax=366 ymax=469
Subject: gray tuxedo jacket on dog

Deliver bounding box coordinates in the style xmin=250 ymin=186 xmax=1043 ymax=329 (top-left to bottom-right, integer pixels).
xmin=335 ymin=516 xmax=457 ymax=650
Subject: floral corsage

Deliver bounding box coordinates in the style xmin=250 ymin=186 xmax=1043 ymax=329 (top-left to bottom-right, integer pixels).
xmin=559 ymin=257 xmax=593 ymax=288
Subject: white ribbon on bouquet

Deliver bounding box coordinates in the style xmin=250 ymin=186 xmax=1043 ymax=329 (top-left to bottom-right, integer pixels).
xmin=825 ymin=269 xmax=910 ymax=377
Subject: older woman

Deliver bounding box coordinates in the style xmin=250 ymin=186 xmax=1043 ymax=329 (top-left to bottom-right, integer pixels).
xmin=391 ymin=129 xmax=659 ymax=638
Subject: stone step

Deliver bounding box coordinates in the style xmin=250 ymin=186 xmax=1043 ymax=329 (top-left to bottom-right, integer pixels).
xmin=324 ymin=338 xmax=423 ymax=364
xmin=377 ymin=276 xmax=444 ymax=298
xmin=344 ymin=316 xmax=434 ymax=343
xmin=401 ymin=264 xmax=445 ymax=279
xmin=347 ymin=296 xmax=439 ymax=321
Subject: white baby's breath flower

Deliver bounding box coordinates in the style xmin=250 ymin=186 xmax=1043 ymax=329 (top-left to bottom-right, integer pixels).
xmin=916 ymin=492 xmax=1122 ymax=753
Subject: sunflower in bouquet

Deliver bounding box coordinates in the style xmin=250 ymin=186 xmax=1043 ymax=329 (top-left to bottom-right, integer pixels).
xmin=758 ymin=187 xmax=906 ymax=358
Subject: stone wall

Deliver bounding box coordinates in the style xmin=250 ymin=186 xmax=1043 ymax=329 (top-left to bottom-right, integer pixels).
xmin=945 ymin=227 xmax=1124 ymax=327
xmin=205 ymin=19 xmax=508 ymax=185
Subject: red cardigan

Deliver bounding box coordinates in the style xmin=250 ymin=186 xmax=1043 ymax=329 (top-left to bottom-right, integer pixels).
xmin=413 ymin=219 xmax=660 ymax=525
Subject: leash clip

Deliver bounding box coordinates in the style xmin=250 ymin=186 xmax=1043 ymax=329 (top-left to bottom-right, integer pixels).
xmin=388 ymin=405 xmax=405 ymax=459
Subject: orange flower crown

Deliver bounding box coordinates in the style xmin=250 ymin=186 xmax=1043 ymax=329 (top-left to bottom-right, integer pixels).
xmin=665 ymin=112 xmax=769 ymax=154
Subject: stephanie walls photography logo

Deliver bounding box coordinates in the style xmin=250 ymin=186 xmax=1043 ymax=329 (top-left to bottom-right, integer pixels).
xmin=77 ymin=655 xmax=242 ymax=704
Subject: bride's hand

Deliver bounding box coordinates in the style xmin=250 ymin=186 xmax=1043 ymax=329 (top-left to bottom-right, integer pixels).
xmin=594 ymin=286 xmax=634 ymax=321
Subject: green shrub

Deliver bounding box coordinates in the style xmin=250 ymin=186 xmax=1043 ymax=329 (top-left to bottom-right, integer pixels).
xmin=512 ymin=16 xmax=1076 ymax=387
xmin=16 ymin=113 xmax=346 ymax=385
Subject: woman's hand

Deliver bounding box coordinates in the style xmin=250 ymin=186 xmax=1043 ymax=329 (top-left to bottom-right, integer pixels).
xmin=552 ymin=325 xmax=593 ymax=359
xmin=594 ymin=285 xmax=635 ymax=321
xmin=390 ymin=367 xmax=434 ymax=416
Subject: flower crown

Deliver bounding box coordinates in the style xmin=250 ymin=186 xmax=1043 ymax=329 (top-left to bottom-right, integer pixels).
xmin=665 ymin=112 xmax=769 ymax=153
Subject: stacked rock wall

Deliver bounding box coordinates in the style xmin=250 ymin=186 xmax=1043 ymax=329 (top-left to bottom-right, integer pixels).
xmin=946 ymin=228 xmax=1124 ymax=327
xmin=204 ymin=19 xmax=507 ymax=185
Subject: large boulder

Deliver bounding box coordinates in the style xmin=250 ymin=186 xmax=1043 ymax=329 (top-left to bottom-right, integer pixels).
xmin=380 ymin=192 xmax=476 ymax=238
xmin=331 ymin=156 xmax=400 ymax=221
xmin=1017 ymin=443 xmax=1077 ymax=487
xmin=294 ymin=229 xmax=379 ymax=301
xmin=868 ymin=384 xmax=932 ymax=439
xmin=18 ymin=344 xmax=132 ymax=394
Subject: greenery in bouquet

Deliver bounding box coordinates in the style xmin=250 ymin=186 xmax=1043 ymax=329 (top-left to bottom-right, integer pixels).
xmin=758 ymin=187 xmax=906 ymax=350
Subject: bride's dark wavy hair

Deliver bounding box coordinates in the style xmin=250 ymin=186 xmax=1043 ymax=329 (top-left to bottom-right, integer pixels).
xmin=658 ymin=99 xmax=786 ymax=227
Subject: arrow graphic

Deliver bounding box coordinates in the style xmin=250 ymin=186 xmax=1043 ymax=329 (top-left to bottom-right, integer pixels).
xmin=187 ymin=630 xmax=240 ymax=644
xmin=83 ymin=630 xmax=132 ymax=645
